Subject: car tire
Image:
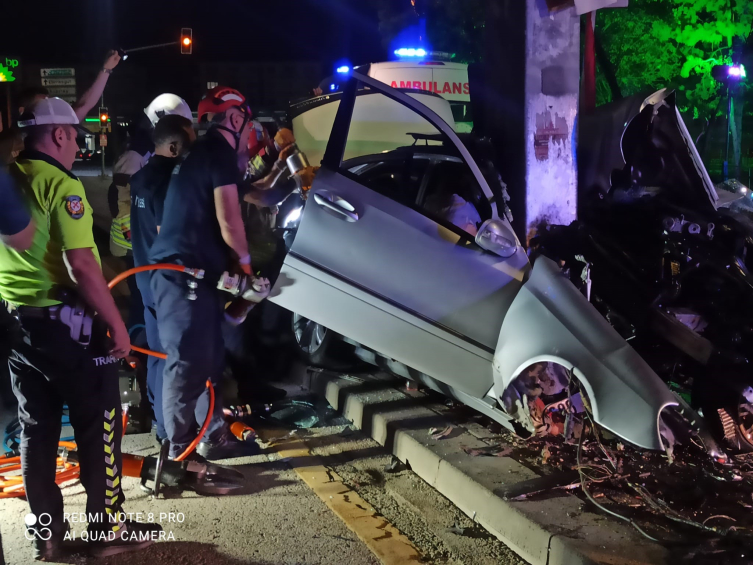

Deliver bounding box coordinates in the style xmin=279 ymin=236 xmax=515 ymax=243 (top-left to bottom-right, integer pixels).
xmin=291 ymin=313 xmax=335 ymax=367
xmin=289 ymin=313 xmax=365 ymax=371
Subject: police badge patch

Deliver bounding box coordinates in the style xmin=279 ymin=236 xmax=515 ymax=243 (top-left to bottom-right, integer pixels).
xmin=65 ymin=196 xmax=85 ymax=219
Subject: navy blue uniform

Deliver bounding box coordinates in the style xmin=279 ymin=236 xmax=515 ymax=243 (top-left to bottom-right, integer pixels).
xmin=130 ymin=155 xmax=178 ymax=440
xmin=149 ymin=128 xmax=238 ymax=457
xmin=0 ymin=169 xmax=31 ymax=237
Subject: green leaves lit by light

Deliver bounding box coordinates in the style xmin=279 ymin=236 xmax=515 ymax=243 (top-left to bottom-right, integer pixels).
xmin=0 ymin=64 xmax=15 ymax=82
xmin=597 ymin=0 xmax=753 ymax=120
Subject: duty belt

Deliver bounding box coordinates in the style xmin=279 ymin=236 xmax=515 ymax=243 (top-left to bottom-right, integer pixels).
xmin=8 ymin=302 xmax=94 ymax=346
xmin=13 ymin=304 xmax=61 ymax=319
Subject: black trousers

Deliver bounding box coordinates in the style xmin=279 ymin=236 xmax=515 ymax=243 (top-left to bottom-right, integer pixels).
xmin=8 ymin=314 xmax=125 ymax=536
xmin=151 ymin=270 xmax=226 ymax=458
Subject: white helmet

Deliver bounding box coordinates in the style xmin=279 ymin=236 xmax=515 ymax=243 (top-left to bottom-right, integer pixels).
xmin=144 ymin=93 xmax=192 ymax=126
xmin=18 ymin=97 xmax=80 ymax=127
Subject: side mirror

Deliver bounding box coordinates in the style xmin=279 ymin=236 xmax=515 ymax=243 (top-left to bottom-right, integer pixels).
xmin=475 ymin=219 xmax=518 ymax=258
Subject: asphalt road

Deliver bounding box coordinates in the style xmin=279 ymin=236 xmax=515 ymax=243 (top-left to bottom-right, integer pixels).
xmin=0 ymin=411 xmax=526 ymax=564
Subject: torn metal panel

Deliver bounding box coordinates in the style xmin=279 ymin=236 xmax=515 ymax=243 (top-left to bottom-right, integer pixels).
xmin=493 ymin=257 xmax=678 ymax=450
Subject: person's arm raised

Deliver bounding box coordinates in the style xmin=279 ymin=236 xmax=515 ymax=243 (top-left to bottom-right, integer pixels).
xmin=72 ymin=51 xmax=121 ymax=121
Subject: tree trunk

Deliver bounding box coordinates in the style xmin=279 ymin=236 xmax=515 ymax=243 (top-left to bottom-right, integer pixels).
xmin=732 ymin=92 xmax=743 ymax=180
xmin=594 ymin=29 xmax=622 ymax=101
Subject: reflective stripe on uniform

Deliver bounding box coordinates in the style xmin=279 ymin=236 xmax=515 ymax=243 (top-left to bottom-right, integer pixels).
xmin=110 ymin=215 xmax=132 ymax=250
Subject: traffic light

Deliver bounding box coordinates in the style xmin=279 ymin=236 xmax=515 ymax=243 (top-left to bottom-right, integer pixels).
xmin=181 ymin=28 xmax=193 ymax=55
xmin=99 ymin=107 xmax=109 ymax=129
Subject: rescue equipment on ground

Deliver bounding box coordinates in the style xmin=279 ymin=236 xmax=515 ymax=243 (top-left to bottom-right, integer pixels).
xmin=1 ymin=262 xmax=271 ymax=499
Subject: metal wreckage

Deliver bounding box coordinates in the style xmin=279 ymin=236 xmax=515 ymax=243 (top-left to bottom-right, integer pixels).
xmin=523 ymin=89 xmax=753 ymax=456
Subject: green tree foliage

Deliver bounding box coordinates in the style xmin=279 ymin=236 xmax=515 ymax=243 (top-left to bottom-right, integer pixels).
xmin=598 ymin=0 xmax=753 ymax=119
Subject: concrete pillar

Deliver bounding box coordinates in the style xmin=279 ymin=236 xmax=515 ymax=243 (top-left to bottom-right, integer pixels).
xmin=476 ymin=0 xmax=580 ymax=245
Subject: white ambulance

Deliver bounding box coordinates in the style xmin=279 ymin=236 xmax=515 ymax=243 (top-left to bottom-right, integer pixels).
xmin=292 ymin=55 xmax=471 ymax=165
xmin=362 ymin=60 xmax=472 ymax=132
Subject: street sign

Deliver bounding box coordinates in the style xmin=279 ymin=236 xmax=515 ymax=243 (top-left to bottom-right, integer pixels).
xmin=47 ymin=86 xmax=76 ymax=96
xmin=41 ymin=77 xmax=76 ymax=86
xmin=100 ymin=134 xmax=108 ymax=147
xmin=40 ymin=68 xmax=75 ymax=77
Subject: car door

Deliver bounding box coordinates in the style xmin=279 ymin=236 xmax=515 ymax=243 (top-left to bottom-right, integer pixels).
xmin=270 ymin=74 xmax=529 ymax=398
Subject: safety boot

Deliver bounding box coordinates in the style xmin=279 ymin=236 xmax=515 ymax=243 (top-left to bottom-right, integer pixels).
xmin=196 ymin=430 xmax=261 ymax=460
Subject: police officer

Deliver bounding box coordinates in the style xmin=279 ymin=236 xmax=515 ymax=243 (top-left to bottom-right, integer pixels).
xmin=149 ymin=86 xmax=262 ymax=461
xmin=0 ymin=98 xmax=155 ymax=560
xmin=130 ymin=114 xmax=196 ymax=444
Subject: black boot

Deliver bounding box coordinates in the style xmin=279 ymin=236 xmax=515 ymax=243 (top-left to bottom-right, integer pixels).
xmin=197 ymin=430 xmax=261 ymax=460
xmin=31 ymin=523 xmax=69 ymax=562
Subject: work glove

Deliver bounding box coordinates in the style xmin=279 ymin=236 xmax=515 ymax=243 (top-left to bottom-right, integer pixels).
xmin=278 ymin=144 xmax=297 ymax=163
xmin=241 ymin=276 xmax=271 ymax=304
xmin=274 ymin=128 xmax=295 ymax=150
xmin=295 ymin=166 xmax=320 ymax=193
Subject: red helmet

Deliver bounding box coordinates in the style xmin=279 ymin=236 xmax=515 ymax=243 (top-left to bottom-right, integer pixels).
xmin=197 ymin=86 xmax=250 ymax=122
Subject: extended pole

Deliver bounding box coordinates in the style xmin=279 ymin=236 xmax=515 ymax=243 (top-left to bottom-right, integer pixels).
xmin=123 ymin=41 xmax=178 ymax=55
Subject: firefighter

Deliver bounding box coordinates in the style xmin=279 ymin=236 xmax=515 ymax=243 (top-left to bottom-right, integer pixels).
xmin=149 ymin=86 xmax=263 ymax=461
xmin=0 ymin=98 xmax=156 ymax=560
xmin=108 ymin=94 xmax=193 ymax=331
xmin=129 ymin=114 xmax=196 ymax=444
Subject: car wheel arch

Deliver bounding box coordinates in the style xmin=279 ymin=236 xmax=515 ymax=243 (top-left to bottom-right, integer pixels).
xmin=493 ymin=256 xmax=679 ymax=451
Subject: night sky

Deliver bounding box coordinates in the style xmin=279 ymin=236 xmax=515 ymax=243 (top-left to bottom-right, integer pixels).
xmin=1 ymin=0 xmax=386 ymax=67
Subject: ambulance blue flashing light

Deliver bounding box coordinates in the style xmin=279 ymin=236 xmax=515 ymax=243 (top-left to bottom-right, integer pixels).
xmin=330 ymin=84 xmax=337 ymax=91
xmin=394 ymin=48 xmax=427 ymax=58
xmin=336 ymin=66 xmax=351 ymax=74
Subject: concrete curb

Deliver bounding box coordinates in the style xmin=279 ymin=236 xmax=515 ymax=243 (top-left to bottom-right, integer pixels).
xmin=314 ymin=373 xmax=668 ymax=565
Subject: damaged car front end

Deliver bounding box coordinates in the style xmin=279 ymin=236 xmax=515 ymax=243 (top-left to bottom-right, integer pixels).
xmin=534 ymin=88 xmax=753 ymax=453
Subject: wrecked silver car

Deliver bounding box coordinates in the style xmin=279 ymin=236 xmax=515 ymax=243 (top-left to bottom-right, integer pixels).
xmin=268 ymin=74 xmax=706 ymax=452
xmin=535 ymin=88 xmax=753 ymax=452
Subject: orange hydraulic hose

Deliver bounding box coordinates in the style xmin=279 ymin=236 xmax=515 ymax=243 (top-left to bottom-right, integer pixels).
xmin=0 ymin=264 xmax=214 ymax=498
xmin=107 ymin=263 xmax=189 ymax=290
xmin=109 ymin=264 xmax=214 ymax=461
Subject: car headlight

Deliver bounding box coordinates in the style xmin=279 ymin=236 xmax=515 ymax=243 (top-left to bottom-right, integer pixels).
xmin=282 ymin=206 xmax=302 ymax=228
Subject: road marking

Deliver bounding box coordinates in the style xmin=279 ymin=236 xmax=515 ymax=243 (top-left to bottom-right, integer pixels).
xmin=259 ymin=430 xmax=422 ymax=565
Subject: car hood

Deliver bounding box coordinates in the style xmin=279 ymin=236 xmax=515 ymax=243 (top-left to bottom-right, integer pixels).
xmin=579 ymin=89 xmax=719 ymax=213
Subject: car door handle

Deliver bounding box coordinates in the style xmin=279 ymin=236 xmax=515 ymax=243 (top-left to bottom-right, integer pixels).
xmin=313 ymin=192 xmax=359 ymax=222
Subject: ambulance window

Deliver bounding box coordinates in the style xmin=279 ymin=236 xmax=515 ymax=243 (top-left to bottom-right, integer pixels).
xmin=450 ymin=102 xmax=473 ymax=124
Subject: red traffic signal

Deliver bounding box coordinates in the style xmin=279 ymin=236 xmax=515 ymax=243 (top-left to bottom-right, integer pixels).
xmin=181 ymin=28 xmax=193 ymax=55
xmin=99 ymin=107 xmax=109 ymax=124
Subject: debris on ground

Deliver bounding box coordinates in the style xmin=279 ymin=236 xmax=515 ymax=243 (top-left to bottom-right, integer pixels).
xmin=423 ymin=369 xmax=753 ymax=560
xmin=446 ymin=523 xmax=466 ymax=536
xmin=384 ymin=457 xmax=406 ymax=473
xmin=462 ymin=445 xmax=513 ymax=457
xmin=429 ymin=426 xmax=454 ymax=440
